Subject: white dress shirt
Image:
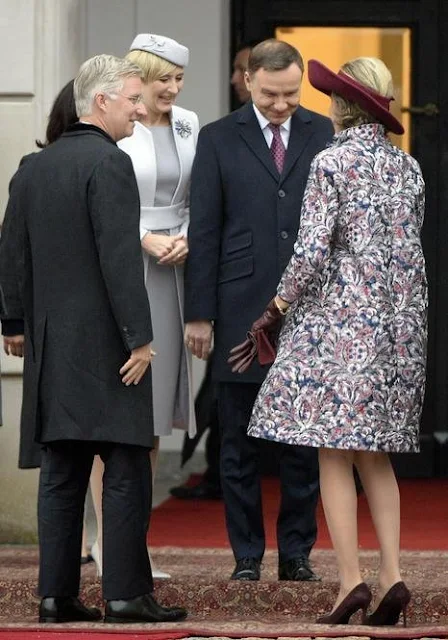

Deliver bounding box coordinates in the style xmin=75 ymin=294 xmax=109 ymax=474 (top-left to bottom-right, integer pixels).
xmin=252 ymin=104 xmax=292 ymax=149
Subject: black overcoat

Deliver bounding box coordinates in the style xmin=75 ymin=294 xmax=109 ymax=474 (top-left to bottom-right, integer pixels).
xmin=184 ymin=102 xmax=334 ymax=383
xmin=0 ymin=124 xmax=154 ymax=454
xmin=0 ymin=153 xmax=38 ymax=467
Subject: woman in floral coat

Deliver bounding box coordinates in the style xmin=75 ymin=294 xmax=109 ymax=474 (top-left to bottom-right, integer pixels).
xmin=232 ymin=57 xmax=427 ymax=626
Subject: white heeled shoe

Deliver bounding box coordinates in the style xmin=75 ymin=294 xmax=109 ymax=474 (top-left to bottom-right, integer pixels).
xmin=148 ymin=549 xmax=171 ymax=579
xmin=90 ymin=539 xmax=102 ymax=577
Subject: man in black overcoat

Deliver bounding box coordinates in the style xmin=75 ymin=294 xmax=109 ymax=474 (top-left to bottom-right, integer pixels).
xmin=0 ymin=54 xmax=186 ymax=624
xmin=184 ymin=40 xmax=334 ymax=581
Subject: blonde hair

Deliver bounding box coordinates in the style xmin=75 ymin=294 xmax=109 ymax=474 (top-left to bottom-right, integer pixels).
xmin=74 ymin=54 xmax=143 ymax=116
xmin=332 ymin=57 xmax=395 ymax=130
xmin=126 ymin=49 xmax=179 ymax=83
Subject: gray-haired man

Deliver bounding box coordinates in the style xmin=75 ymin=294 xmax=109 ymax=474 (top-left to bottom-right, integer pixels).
xmin=0 ymin=55 xmax=186 ymax=624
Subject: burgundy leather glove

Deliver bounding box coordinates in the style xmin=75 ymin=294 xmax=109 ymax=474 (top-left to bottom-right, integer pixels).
xmin=228 ymin=298 xmax=284 ymax=373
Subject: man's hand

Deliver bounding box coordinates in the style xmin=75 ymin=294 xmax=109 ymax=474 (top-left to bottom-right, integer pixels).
xmin=119 ymin=343 xmax=155 ymax=386
xmin=158 ymin=235 xmax=188 ymax=265
xmin=3 ymin=335 xmax=24 ymax=357
xmin=185 ymin=321 xmax=213 ymax=360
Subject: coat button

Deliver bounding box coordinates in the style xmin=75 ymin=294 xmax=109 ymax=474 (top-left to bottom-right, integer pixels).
xmin=278 ymin=189 xmax=286 ymax=198
xmin=280 ymin=230 xmax=289 ymax=239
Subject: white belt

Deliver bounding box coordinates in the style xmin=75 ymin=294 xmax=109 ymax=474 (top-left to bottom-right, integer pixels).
xmin=140 ymin=202 xmax=186 ymax=231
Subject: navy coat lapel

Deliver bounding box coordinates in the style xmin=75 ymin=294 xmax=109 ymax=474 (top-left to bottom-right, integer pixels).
xmin=237 ymin=103 xmax=279 ymax=181
xmin=280 ymin=107 xmax=314 ymax=184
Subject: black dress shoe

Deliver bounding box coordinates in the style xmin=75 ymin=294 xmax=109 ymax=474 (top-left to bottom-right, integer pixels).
xmin=39 ymin=596 xmax=102 ymax=623
xmin=170 ymin=480 xmax=222 ymax=500
xmin=104 ymin=593 xmax=187 ymax=623
xmin=230 ymin=557 xmax=261 ymax=581
xmin=278 ymin=556 xmax=321 ymax=581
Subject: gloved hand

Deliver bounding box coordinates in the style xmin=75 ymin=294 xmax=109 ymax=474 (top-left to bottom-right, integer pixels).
xmin=228 ymin=298 xmax=285 ymax=373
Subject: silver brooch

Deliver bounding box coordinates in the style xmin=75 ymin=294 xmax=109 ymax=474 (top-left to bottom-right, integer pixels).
xmin=174 ymin=119 xmax=192 ymax=139
xmin=142 ymin=35 xmax=166 ymax=54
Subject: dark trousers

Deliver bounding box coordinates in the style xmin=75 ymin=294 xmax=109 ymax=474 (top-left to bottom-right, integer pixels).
xmin=218 ymin=382 xmax=319 ymax=562
xmin=180 ymin=355 xmax=221 ymax=488
xmin=38 ymin=441 xmax=153 ymax=601
xmin=202 ymin=398 xmax=221 ymax=488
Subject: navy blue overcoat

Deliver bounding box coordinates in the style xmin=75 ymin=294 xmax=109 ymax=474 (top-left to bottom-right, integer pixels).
xmin=185 ymin=102 xmax=334 ymax=383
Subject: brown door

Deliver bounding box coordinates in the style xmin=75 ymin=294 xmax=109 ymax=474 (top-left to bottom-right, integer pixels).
xmin=232 ymin=0 xmax=447 ymax=474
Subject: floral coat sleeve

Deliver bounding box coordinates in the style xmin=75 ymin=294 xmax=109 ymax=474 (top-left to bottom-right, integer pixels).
xmin=277 ymin=154 xmax=340 ymax=303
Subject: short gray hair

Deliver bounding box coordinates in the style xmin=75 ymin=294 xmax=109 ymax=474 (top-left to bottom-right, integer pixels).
xmin=74 ymin=54 xmax=143 ymax=117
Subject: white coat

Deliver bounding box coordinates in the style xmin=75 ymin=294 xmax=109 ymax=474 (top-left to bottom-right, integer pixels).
xmin=119 ymin=105 xmax=199 ymax=437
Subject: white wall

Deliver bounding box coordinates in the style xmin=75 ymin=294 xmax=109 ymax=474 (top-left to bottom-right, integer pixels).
xmin=0 ymin=0 xmax=87 ymax=218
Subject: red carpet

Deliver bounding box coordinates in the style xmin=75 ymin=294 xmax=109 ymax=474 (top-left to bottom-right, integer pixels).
xmin=3 ymin=629 xmax=448 ymax=640
xmin=0 ymin=633 xmax=188 ymax=639
xmin=149 ymin=477 xmax=448 ymax=550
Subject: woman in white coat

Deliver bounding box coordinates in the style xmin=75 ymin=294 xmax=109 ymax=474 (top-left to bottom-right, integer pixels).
xmin=118 ymin=33 xmax=198 ymax=578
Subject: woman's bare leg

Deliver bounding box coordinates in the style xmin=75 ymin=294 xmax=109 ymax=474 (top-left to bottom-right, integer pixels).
xmin=150 ymin=436 xmax=160 ymax=483
xmin=319 ymin=448 xmax=362 ymax=608
xmin=89 ymin=455 xmax=104 ymax=575
xmin=81 ymin=522 xmax=89 ymax=558
xmin=354 ymin=451 xmax=402 ymax=599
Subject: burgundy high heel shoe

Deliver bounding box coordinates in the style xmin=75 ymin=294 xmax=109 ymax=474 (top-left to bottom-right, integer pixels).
xmin=364 ymin=581 xmax=411 ymax=627
xmin=316 ymin=583 xmax=372 ymax=624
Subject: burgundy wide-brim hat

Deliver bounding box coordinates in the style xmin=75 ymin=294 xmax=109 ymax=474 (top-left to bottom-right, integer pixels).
xmin=308 ymin=59 xmax=404 ymax=135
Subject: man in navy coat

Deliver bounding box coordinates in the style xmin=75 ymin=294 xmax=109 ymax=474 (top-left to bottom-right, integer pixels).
xmin=184 ymin=39 xmax=334 ymax=581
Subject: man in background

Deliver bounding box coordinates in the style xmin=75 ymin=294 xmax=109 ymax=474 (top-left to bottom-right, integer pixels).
xmin=231 ymin=40 xmax=256 ymax=104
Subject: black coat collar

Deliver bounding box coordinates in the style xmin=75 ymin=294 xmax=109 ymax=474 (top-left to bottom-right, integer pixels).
xmin=63 ymin=123 xmax=116 ymax=145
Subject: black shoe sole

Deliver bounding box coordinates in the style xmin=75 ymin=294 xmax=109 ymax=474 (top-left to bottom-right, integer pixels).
xmin=104 ymin=616 xmax=149 ymax=623
xmin=39 ymin=616 xmax=101 ymax=623
xmin=39 ymin=617 xmax=62 ymax=623
xmin=278 ymin=575 xmax=321 ymax=581
xmin=104 ymin=613 xmax=187 ymax=624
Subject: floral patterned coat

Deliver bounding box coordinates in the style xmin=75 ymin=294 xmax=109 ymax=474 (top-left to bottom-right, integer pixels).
xmin=248 ymin=124 xmax=427 ymax=453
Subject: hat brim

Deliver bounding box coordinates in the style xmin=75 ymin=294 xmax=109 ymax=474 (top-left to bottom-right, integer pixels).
xmin=308 ymin=59 xmax=404 ymax=135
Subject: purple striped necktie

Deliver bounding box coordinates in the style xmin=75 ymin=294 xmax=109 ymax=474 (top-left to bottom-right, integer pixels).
xmin=268 ymin=123 xmax=286 ymax=173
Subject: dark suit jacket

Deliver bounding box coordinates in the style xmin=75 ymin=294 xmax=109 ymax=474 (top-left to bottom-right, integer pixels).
xmin=184 ymin=102 xmax=334 ymax=383
xmin=0 ymin=124 xmax=154 ymax=449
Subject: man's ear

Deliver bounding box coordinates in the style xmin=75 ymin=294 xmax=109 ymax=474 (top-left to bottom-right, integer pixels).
xmin=244 ymin=70 xmax=251 ymax=91
xmin=95 ymin=92 xmax=109 ymax=113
